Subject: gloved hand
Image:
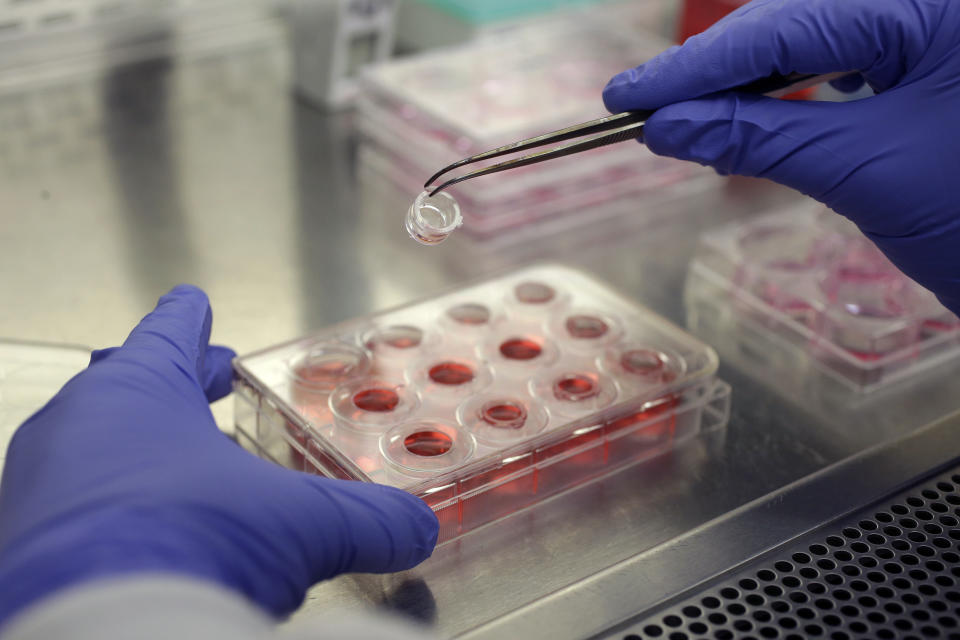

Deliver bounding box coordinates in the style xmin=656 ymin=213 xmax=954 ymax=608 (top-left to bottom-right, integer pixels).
xmin=604 ymin=0 xmax=960 ymax=314
xmin=0 ymin=286 xmax=438 ymax=628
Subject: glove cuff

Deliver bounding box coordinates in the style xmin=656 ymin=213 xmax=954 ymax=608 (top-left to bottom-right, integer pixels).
xmin=0 ymin=505 xmax=277 ymax=629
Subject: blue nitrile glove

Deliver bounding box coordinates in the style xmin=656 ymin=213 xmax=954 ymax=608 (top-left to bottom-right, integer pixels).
xmin=603 ymin=0 xmax=960 ymax=314
xmin=0 ymin=285 xmax=438 ymax=628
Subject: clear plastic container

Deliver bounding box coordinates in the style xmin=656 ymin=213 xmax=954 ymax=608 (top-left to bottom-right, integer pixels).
xmin=685 ymin=203 xmax=960 ymax=392
xmin=234 ymin=264 xmax=731 ymax=542
xmin=405 ymin=190 xmax=463 ymax=245
xmin=355 ymin=17 xmax=710 ymax=239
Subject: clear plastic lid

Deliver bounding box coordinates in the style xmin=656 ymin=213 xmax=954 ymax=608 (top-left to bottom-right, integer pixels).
xmin=289 ymin=341 xmax=372 ymax=395
xmin=405 ymin=190 xmax=462 ymax=246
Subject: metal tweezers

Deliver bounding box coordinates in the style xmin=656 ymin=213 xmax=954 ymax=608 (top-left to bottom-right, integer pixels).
xmin=424 ymin=71 xmax=851 ymax=197
xmin=424 ymin=110 xmax=652 ymax=197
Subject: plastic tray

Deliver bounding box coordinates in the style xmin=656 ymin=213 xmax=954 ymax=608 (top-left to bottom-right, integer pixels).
xmin=686 ymin=204 xmax=960 ymax=392
xmin=234 ymin=264 xmax=731 ymax=542
xmin=355 ymin=16 xmax=707 ymax=229
xmin=360 ymin=18 xmax=652 ymax=147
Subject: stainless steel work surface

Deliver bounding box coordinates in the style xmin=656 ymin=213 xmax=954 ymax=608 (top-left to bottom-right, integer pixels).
xmin=592 ymin=407 xmax=960 ymax=640
xmin=2 ymin=36 xmax=960 ymax=639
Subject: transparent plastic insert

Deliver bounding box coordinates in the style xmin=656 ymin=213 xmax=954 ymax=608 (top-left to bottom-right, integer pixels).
xmin=405 ymin=190 xmax=462 ymax=246
xmin=686 ymin=203 xmax=960 ymax=392
xmin=234 ymin=264 xmax=731 ymax=542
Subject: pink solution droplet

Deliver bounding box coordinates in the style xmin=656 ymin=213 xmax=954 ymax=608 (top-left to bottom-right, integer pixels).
xmin=515 ymin=281 xmax=555 ymax=304
xmin=479 ymin=400 xmax=527 ymax=430
xmin=553 ymin=373 xmax=599 ymax=402
xmin=429 ymin=361 xmax=475 ymax=385
xmin=499 ymin=337 xmax=542 ymax=360
xmin=565 ymin=314 xmax=609 ymax=339
xmin=352 ymin=388 xmax=400 ymax=412
xmin=404 ymin=430 xmax=453 ymax=456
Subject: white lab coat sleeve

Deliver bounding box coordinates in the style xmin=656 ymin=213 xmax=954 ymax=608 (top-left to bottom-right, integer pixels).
xmin=0 ymin=575 xmax=435 ymax=640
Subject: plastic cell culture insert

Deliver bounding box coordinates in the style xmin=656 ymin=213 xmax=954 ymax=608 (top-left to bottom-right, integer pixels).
xmin=233 ymin=265 xmax=730 ymax=542
xmin=686 ymin=205 xmax=960 ymax=392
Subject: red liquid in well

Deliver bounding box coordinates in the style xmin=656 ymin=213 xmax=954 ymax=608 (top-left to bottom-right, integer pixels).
xmin=352 ymin=388 xmax=400 ymax=412
xmin=553 ymin=374 xmax=600 ymax=402
xmin=499 ymin=337 xmax=542 ymax=360
xmin=480 ymin=400 xmax=527 ymax=430
xmin=565 ymin=315 xmax=609 ymax=339
xmin=447 ymin=303 xmax=490 ymax=325
xmin=429 ymin=361 xmax=475 ymax=385
xmin=515 ymin=281 xmax=555 ymax=304
xmin=923 ymin=317 xmax=960 ymax=334
xmin=374 ymin=325 xmax=423 ymax=349
xmin=847 ymin=349 xmax=885 ymax=362
xmin=404 ymin=430 xmax=453 ymax=456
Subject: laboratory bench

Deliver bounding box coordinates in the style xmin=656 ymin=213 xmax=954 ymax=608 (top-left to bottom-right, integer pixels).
xmin=2 ymin=27 xmax=960 ymax=640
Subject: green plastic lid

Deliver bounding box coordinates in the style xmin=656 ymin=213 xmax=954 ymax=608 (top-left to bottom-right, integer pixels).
xmin=416 ymin=0 xmax=605 ymax=24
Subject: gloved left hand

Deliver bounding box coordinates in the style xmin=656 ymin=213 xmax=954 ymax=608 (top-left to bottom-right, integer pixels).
xmin=0 ymin=285 xmax=438 ymax=629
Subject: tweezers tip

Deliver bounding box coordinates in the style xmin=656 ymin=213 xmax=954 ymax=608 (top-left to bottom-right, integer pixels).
xmin=424 ymin=168 xmax=449 ymax=188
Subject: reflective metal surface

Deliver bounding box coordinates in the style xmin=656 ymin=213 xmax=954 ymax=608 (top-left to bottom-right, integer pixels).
xmin=2 ymin=33 xmax=960 ymax=640
xmin=594 ymin=409 xmax=960 ymax=640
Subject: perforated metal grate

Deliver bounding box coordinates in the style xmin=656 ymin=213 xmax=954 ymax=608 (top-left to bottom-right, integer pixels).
xmin=619 ymin=469 xmax=960 ymax=640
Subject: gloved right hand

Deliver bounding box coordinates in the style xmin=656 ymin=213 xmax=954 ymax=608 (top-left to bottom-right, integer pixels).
xmin=603 ymin=0 xmax=960 ymax=314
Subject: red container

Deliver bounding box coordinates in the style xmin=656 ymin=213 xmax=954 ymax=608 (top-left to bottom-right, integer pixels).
xmin=678 ymin=0 xmax=815 ymax=100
